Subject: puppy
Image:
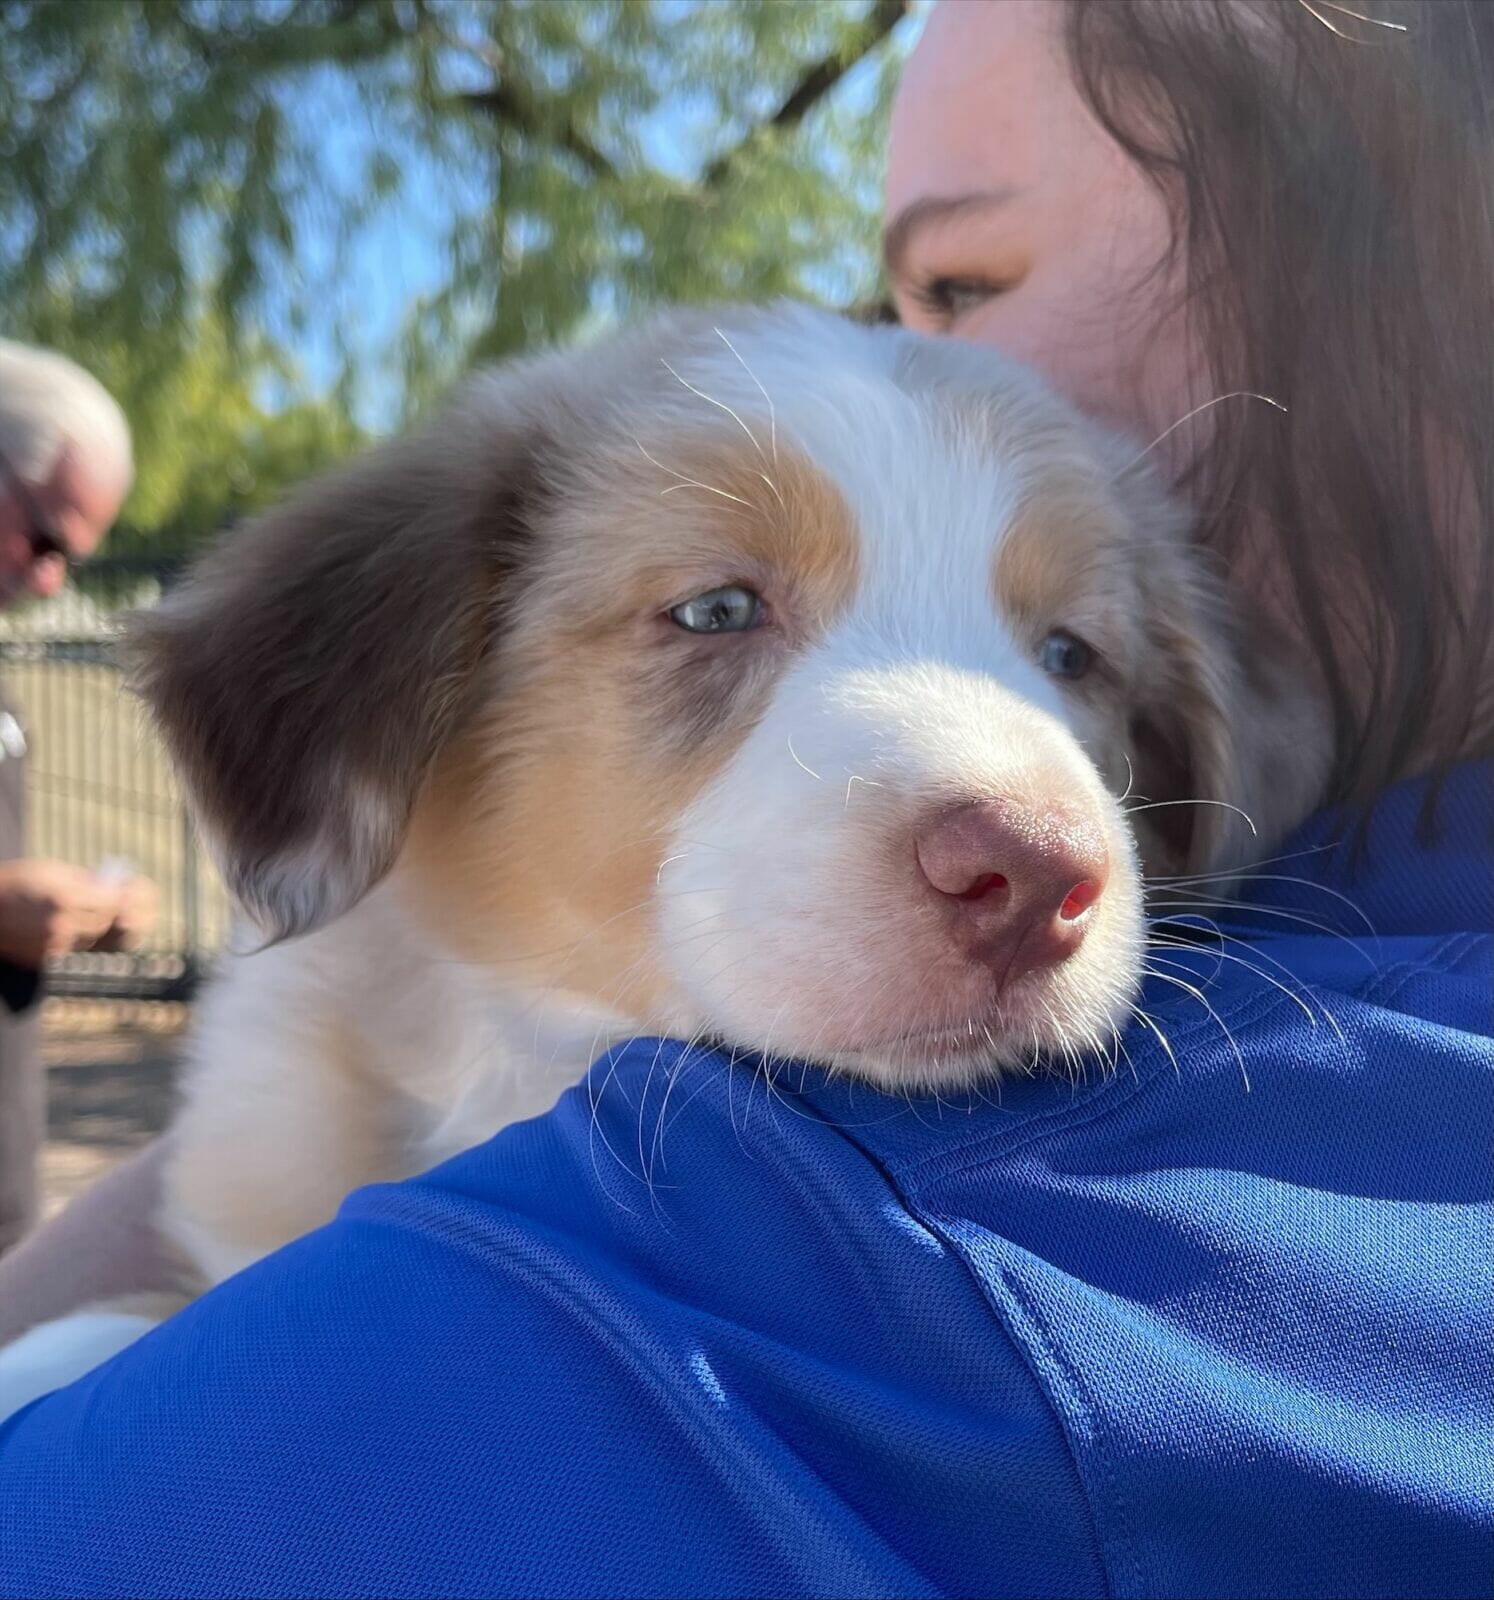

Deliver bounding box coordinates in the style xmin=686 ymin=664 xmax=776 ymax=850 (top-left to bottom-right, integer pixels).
xmin=0 ymin=304 xmax=1327 ymax=1411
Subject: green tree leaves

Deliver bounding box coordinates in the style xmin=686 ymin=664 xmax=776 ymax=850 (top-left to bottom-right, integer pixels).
xmin=1 ymin=0 xmax=911 ymax=552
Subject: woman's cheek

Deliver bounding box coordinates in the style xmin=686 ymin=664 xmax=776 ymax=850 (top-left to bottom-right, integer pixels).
xmin=961 ymin=273 xmax=1204 ymax=487
xmin=961 ymin=291 xmax=1148 ymax=438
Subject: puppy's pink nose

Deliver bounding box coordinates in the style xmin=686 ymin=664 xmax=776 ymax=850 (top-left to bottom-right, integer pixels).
xmin=914 ymin=799 xmax=1109 ymax=980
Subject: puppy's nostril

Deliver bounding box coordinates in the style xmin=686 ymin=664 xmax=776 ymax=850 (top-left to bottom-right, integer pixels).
xmin=1059 ymin=879 xmax=1102 ymax=921
xmin=954 ymin=871 xmax=1008 ymax=903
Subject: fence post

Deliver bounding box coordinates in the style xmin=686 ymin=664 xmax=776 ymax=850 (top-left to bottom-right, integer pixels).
xmin=0 ymin=554 xmax=218 ymax=1001
xmin=181 ymin=804 xmax=201 ymax=987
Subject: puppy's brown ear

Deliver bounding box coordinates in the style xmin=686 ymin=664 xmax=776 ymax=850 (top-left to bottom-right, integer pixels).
xmin=1126 ymin=581 xmax=1241 ymax=876
xmin=1097 ymin=437 xmax=1332 ymax=881
xmin=1127 ymin=553 xmax=1331 ymax=879
xmin=128 ymin=381 xmax=541 ymax=941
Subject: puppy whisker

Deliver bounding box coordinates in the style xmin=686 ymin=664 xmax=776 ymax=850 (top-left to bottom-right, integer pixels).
xmin=634 ymin=435 xmax=754 ymax=509
xmin=786 ymin=732 xmax=825 ymax=782
xmin=1141 ymin=964 xmax=1252 ymax=1091
xmin=659 ymin=357 xmax=778 ymax=505
xmin=1126 ymin=796 xmax=1259 ymax=835
xmin=1119 ymin=390 xmax=1287 ymax=474
xmin=713 ymin=326 xmax=780 ymax=475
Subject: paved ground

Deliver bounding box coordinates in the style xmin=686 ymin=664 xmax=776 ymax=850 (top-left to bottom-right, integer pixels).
xmin=5 ymin=621 xmax=218 ymax=1218
xmin=39 ymin=999 xmax=184 ymax=1218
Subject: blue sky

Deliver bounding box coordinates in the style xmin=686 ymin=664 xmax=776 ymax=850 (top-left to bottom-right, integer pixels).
xmin=262 ymin=3 xmax=924 ymax=432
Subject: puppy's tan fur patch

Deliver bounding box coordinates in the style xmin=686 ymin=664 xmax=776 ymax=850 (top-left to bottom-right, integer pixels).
xmin=31 ymin=306 xmax=1329 ymax=1331
xmin=407 ymin=433 xmax=859 ymax=1022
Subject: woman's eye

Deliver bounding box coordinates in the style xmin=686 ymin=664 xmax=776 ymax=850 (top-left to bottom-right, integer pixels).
xmin=1039 ymin=629 xmax=1096 ymax=680
xmin=910 ymin=275 xmax=1006 ymax=324
xmin=668 ymin=585 xmax=764 ymax=635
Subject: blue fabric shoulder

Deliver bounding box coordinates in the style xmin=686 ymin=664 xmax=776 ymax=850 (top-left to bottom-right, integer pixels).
xmin=0 ymin=1036 xmax=1103 ymax=1599
xmin=1 ymin=762 xmax=1489 ymax=1599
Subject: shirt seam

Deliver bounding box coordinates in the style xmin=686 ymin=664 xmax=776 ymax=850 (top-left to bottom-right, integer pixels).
xmin=892 ymin=932 xmax=1487 ymax=1191
xmin=1356 ymin=933 xmax=1484 ymax=1009
xmin=895 ymin=981 xmax=1290 ymax=1190
xmin=995 ymin=1265 xmax=1146 ymax=1599
xmin=873 ymin=982 xmax=1303 ymax=1600
xmin=813 ymin=1116 xmax=1118 ymax=1600
xmin=881 ymin=942 xmax=1487 ymax=1597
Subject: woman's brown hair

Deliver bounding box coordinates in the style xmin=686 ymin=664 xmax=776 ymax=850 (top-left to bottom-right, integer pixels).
xmin=1064 ymin=0 xmax=1494 ymax=820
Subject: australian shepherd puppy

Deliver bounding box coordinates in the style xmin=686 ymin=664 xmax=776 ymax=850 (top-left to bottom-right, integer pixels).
xmin=0 ymin=304 xmax=1327 ymax=1411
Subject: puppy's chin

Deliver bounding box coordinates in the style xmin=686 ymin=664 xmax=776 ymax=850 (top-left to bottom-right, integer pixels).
xmin=655 ymin=932 xmax=1145 ymax=1094
xmin=842 ymin=984 xmax=1143 ymax=1091
xmin=751 ymin=992 xmax=1139 ymax=1094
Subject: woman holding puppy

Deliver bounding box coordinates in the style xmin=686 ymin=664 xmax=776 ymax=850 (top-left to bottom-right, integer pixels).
xmin=2 ymin=4 xmax=1488 ymax=1596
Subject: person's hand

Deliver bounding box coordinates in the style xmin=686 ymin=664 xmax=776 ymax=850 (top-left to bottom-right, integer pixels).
xmin=89 ymin=875 xmax=159 ymax=954
xmin=0 ymin=859 xmax=123 ymax=969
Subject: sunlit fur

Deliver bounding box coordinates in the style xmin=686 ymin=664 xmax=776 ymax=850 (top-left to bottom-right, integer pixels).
xmin=0 ymin=305 xmax=1329 ymax=1410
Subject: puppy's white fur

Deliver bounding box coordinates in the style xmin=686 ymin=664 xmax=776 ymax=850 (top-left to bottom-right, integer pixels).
xmin=0 ymin=306 xmax=1329 ymax=1412
xmin=0 ymin=1312 xmax=161 ymax=1419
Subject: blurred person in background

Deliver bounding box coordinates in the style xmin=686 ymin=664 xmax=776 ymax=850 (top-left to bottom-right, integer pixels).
xmin=0 ymin=339 xmax=157 ymax=1256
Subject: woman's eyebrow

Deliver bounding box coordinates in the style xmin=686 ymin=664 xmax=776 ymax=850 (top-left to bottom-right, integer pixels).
xmin=883 ymin=189 xmax=1021 ymax=278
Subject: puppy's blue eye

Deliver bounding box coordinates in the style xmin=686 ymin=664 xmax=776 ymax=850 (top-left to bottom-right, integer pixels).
xmin=1039 ymin=629 xmax=1095 ymax=680
xmin=669 ymin=586 xmax=763 ymax=634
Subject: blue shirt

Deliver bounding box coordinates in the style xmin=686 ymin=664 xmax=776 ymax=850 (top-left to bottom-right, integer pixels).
xmin=2 ymin=764 xmax=1490 ymax=1599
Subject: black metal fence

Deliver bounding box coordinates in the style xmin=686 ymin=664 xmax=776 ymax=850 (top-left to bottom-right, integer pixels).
xmin=0 ymin=558 xmax=229 ymax=1000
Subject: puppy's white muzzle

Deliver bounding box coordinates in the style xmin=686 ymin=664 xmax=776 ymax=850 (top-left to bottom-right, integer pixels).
xmin=657 ymin=652 xmax=1144 ymax=1088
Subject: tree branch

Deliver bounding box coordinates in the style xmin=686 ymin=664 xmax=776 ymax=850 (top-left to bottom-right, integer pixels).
xmin=457 ymin=80 xmax=617 ymax=181
xmin=700 ymin=0 xmax=908 ymax=188
xmin=449 ymin=0 xmax=907 ymax=195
